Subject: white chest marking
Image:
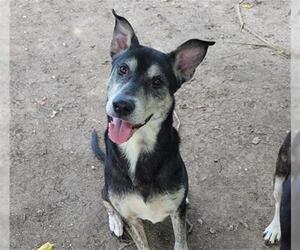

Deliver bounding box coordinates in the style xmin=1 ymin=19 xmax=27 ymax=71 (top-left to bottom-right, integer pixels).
xmin=110 ymin=188 xmax=185 ymax=223
xmin=119 ymin=118 xmax=161 ymax=180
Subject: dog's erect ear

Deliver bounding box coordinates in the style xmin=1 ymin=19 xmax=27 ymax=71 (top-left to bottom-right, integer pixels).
xmin=110 ymin=9 xmax=139 ymax=58
xmin=170 ymin=39 xmax=215 ymax=85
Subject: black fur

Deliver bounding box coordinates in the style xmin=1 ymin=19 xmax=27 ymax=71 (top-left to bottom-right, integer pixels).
xmin=91 ymin=129 xmax=106 ymax=162
xmin=280 ymin=174 xmax=291 ymax=250
xmin=275 ymin=131 xmax=291 ymax=177
xmin=93 ymin=100 xmax=188 ymax=205
xmin=90 ymin=10 xmax=215 ymax=249
xmin=91 ymin=102 xmax=188 ymax=205
xmin=90 ymin=13 xmax=215 ymax=243
xmin=277 ymin=132 xmax=291 ymax=250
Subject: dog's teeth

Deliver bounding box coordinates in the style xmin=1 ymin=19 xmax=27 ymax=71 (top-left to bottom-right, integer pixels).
xmin=108 ymin=122 xmax=114 ymax=129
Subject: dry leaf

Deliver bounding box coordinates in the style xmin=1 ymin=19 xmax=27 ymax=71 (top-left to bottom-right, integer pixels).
xmin=37 ymin=242 xmax=54 ymax=250
xmin=241 ymin=3 xmax=254 ymax=9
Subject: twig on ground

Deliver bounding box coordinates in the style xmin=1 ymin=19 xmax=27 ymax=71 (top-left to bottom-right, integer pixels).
xmin=228 ymin=41 xmax=269 ymax=47
xmin=191 ymin=105 xmax=207 ymax=110
xmin=174 ymin=110 xmax=181 ymax=132
xmin=182 ymin=104 xmax=207 ymax=111
xmin=186 ymin=218 xmax=194 ymax=234
xmin=234 ymin=4 xmax=290 ymax=58
xmin=235 ymin=4 xmax=245 ymax=30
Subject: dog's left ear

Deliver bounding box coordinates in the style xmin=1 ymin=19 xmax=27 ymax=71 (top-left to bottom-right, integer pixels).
xmin=110 ymin=9 xmax=140 ymax=58
xmin=169 ymin=39 xmax=215 ymax=85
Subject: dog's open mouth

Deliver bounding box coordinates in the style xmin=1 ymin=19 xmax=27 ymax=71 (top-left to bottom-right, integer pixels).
xmin=108 ymin=114 xmax=153 ymax=144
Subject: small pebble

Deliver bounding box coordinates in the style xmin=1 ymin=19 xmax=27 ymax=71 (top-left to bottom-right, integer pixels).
xmin=101 ymin=60 xmax=109 ymax=65
xmin=180 ymin=103 xmax=187 ymax=109
xmin=51 ymin=75 xmax=56 ymax=79
xmin=91 ymin=165 xmax=96 ymax=170
xmin=239 ymin=219 xmax=249 ymax=229
xmin=251 ymin=137 xmax=261 ymax=145
xmin=73 ymin=28 xmax=82 ymax=36
xmin=197 ymin=218 xmax=203 ymax=225
xmin=213 ymin=126 xmax=220 ymax=130
xmin=209 ymin=228 xmax=216 ymax=234
xmin=201 ymin=176 xmax=207 ymax=182
xmin=50 ymin=110 xmax=58 ymax=118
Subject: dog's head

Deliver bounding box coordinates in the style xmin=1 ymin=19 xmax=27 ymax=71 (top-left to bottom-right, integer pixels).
xmin=106 ymin=10 xmax=214 ymax=144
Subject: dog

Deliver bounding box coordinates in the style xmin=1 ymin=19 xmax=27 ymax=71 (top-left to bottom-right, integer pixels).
xmin=263 ymin=131 xmax=291 ymax=248
xmin=91 ymin=10 xmax=214 ymax=250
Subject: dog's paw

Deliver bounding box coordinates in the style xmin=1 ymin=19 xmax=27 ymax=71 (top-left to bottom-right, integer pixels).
xmin=263 ymin=220 xmax=281 ymax=245
xmin=109 ymin=213 xmax=123 ymax=237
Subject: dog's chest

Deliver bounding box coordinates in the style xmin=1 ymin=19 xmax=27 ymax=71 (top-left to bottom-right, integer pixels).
xmin=120 ymin=123 xmax=158 ymax=180
xmin=110 ymin=188 xmax=184 ymax=223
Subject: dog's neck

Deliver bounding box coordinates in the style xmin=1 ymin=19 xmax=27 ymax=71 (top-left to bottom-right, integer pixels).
xmin=119 ymin=107 xmax=174 ymax=181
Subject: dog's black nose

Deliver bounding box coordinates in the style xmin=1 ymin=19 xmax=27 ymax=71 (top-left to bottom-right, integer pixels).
xmin=113 ymin=98 xmax=135 ymax=117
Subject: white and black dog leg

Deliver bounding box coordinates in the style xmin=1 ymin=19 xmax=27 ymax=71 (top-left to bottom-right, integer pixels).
xmin=171 ymin=210 xmax=189 ymax=250
xmin=124 ymin=218 xmax=150 ymax=250
xmin=103 ymin=200 xmax=124 ymax=237
xmin=263 ymin=176 xmax=284 ymax=245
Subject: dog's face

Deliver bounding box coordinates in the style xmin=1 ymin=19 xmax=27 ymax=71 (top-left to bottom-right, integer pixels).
xmin=106 ymin=10 xmax=214 ymax=144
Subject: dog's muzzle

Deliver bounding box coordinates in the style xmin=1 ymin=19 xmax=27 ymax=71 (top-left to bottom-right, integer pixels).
xmin=108 ymin=114 xmax=153 ymax=144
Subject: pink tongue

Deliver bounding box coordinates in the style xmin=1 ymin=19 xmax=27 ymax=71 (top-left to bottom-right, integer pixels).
xmin=108 ymin=117 xmax=133 ymax=144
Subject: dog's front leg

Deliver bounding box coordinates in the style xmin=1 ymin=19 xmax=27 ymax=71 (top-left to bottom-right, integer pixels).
xmin=171 ymin=209 xmax=189 ymax=250
xmin=103 ymin=200 xmax=124 ymax=237
xmin=124 ymin=218 xmax=150 ymax=250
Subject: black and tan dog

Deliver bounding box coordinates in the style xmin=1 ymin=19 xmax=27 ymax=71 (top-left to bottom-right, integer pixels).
xmin=264 ymin=131 xmax=291 ymax=248
xmin=92 ymin=10 xmax=214 ymax=250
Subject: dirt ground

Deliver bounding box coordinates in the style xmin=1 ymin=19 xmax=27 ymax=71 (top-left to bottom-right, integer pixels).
xmin=10 ymin=0 xmax=290 ymax=249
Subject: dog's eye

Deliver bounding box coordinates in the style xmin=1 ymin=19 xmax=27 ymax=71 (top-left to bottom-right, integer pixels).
xmin=118 ymin=64 xmax=129 ymax=75
xmin=152 ymin=76 xmax=163 ymax=88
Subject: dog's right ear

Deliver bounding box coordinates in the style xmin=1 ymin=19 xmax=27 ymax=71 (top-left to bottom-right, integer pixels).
xmin=110 ymin=10 xmax=139 ymax=58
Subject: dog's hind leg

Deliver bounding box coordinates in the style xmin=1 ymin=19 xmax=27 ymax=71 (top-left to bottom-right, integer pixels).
xmin=124 ymin=218 xmax=149 ymax=250
xmin=171 ymin=207 xmax=188 ymax=250
xmin=103 ymin=200 xmax=124 ymax=237
xmin=263 ymin=175 xmax=284 ymax=245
